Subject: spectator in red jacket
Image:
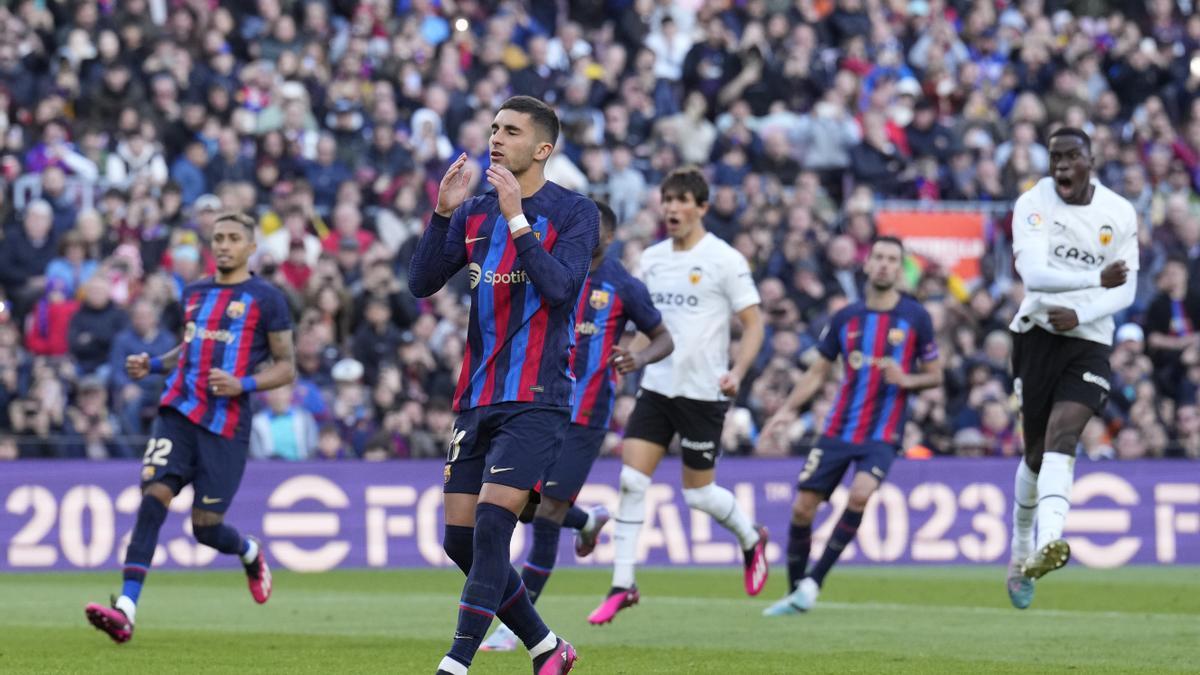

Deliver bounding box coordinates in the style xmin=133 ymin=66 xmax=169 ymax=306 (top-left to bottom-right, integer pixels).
xmin=24 ymin=277 xmax=78 ymax=357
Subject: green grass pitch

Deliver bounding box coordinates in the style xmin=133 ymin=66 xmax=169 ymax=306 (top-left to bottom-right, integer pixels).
xmin=2 ymin=566 xmax=1196 ymax=673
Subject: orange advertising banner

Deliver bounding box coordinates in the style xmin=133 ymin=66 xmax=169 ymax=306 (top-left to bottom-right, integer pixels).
xmin=876 ymin=211 xmax=987 ymax=280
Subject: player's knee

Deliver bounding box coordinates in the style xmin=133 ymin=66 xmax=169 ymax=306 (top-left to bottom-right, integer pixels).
xmin=1046 ymin=431 xmax=1080 ymax=456
xmin=442 ymin=527 xmax=473 ymax=574
xmin=846 ymin=490 xmax=873 ymax=512
xmin=619 ymin=465 xmax=652 ymax=499
xmin=791 ymin=498 xmax=817 ymax=526
xmin=536 ymin=497 xmax=569 ymax=523
xmin=192 ymin=522 xmax=220 ymax=547
xmin=143 ymin=481 xmax=175 ymax=507
xmin=682 ymin=484 xmax=717 ymax=511
xmin=191 ymin=509 xmax=223 ymax=530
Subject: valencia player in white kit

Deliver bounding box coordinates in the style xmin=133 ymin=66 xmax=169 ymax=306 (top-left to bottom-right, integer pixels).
xmin=1006 ymin=127 xmax=1138 ymax=608
xmin=589 ymin=167 xmax=768 ymax=625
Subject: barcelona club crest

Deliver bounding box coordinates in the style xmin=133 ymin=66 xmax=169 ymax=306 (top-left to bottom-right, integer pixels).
xmin=1099 ymin=225 xmax=1114 ymax=246
xmin=589 ymin=289 xmax=611 ymax=310
xmin=689 ymin=266 xmax=703 ymax=285
xmin=226 ymin=301 xmax=246 ymax=319
xmin=888 ymin=328 xmax=906 ymax=346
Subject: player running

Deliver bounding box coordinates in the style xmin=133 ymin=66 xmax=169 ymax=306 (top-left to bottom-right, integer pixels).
xmin=85 ymin=212 xmax=294 ymax=643
xmin=482 ymin=201 xmax=674 ymax=652
xmin=408 ymin=96 xmax=598 ymax=675
xmin=761 ymin=236 xmax=942 ymax=616
xmin=1005 ymin=127 xmax=1137 ymax=608
xmin=588 ymin=167 xmax=767 ymax=626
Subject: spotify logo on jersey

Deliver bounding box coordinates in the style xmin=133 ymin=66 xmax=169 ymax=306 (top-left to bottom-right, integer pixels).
xmin=469 ymin=263 xmax=482 ymax=289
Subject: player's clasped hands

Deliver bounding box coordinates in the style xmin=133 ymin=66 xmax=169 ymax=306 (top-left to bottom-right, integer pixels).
xmin=125 ymin=353 xmax=151 ymax=380
xmin=434 ymin=153 xmax=471 ymax=217
xmin=1100 ymin=260 xmax=1128 ymax=288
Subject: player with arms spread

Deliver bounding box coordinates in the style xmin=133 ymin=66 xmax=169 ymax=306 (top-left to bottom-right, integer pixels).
xmin=408 ymin=96 xmax=598 ymax=675
xmin=761 ymin=236 xmax=942 ymax=615
xmin=482 ymin=201 xmax=674 ymax=652
xmin=1004 ymin=127 xmax=1137 ymax=608
xmin=589 ymin=167 xmax=768 ymax=625
xmin=85 ymin=212 xmax=295 ymax=642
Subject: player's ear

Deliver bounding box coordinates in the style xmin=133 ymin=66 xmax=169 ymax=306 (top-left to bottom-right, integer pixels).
xmin=533 ymin=140 xmax=554 ymax=163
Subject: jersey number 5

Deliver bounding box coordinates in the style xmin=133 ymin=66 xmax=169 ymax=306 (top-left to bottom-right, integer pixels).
xmin=143 ymin=438 xmax=174 ymax=466
xmin=798 ymin=448 xmax=824 ymax=483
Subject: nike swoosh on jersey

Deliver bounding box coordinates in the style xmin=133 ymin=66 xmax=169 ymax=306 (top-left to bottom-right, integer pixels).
xmin=465 ymin=235 xmax=488 ymax=244
xmin=489 ymin=466 xmax=515 ymax=474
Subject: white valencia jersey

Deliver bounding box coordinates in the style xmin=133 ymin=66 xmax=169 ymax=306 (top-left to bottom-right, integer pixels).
xmin=1009 ymin=177 xmax=1139 ymax=345
xmin=638 ymin=233 xmax=760 ymax=400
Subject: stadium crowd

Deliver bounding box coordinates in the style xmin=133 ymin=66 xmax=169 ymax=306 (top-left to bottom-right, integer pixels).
xmin=2 ymin=0 xmax=1200 ymax=462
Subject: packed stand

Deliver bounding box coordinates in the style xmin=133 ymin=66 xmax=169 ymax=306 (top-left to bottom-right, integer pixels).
xmin=1 ymin=0 xmax=1199 ymax=462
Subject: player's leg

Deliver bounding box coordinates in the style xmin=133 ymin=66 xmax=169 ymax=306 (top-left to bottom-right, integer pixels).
xmin=1023 ymin=400 xmax=1091 ymax=579
xmin=521 ymin=425 xmax=608 ymax=604
xmin=762 ymin=488 xmax=824 ymax=617
xmin=1007 ymin=331 xmax=1054 ymax=607
xmin=808 ymin=469 xmax=880 ymax=587
xmin=190 ymin=431 xmax=268 ymax=602
xmin=675 ymin=398 xmax=768 ymax=595
xmin=440 ymin=405 xmax=574 ymax=675
xmin=86 ymin=409 xmax=193 ymax=642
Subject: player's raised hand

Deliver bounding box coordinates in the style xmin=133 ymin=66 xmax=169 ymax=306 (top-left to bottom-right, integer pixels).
xmin=1100 ymin=261 xmax=1128 ymax=288
xmin=1046 ymin=306 xmax=1080 ymax=331
xmin=486 ymin=163 xmax=524 ymax=224
xmin=126 ymin=353 xmax=151 ymax=380
xmin=207 ymin=368 xmax=243 ymax=397
xmin=607 ymin=345 xmax=643 ymax=374
xmin=434 ymin=153 xmax=471 ymax=217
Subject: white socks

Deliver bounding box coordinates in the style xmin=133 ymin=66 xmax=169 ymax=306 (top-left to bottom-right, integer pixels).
xmin=1035 ymin=452 xmax=1075 ymax=550
xmin=612 ymin=465 xmax=651 ymax=589
xmin=682 ymin=483 xmax=760 ymax=550
xmin=241 ymin=538 xmax=259 ymax=565
xmin=115 ymin=595 xmax=137 ymax=624
xmin=436 ymin=656 xmax=468 ymax=675
xmin=528 ymin=631 xmax=558 ymax=659
xmin=1011 ymin=459 xmax=1038 ymax=563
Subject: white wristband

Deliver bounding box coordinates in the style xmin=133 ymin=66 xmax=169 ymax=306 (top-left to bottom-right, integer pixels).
xmin=508 ymin=213 xmax=530 ymax=235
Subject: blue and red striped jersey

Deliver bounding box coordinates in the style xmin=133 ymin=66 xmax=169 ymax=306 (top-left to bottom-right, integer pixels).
xmin=408 ymin=181 xmax=599 ymax=412
xmin=571 ymin=256 xmax=662 ymax=428
xmin=817 ymin=295 xmax=937 ymax=446
xmin=160 ymin=276 xmax=292 ymax=440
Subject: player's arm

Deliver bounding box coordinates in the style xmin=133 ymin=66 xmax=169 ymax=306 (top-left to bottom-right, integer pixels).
xmin=409 ymin=155 xmax=471 ymax=297
xmin=609 ymin=277 xmax=673 ymax=373
xmin=208 ymin=330 xmax=296 ymax=396
xmin=489 ymin=168 xmax=598 ymax=306
xmin=719 ymin=304 xmax=764 ymax=397
xmin=610 ymin=323 xmax=673 ymax=374
xmin=1047 ymin=208 xmax=1140 ymax=330
xmin=126 ymin=344 xmax=184 ymax=380
xmin=766 ymin=353 xmax=834 ymax=430
xmin=883 ymin=356 xmax=943 ymax=391
xmin=1011 ymin=193 xmax=1121 ymax=292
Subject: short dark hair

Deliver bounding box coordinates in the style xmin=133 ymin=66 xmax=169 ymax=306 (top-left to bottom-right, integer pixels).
xmin=1049 ymin=127 xmax=1092 ymax=154
xmin=872 ymin=235 xmax=904 ymax=256
xmin=594 ymin=200 xmax=616 ymax=234
xmin=214 ymin=211 xmax=256 ymax=237
xmin=498 ymin=95 xmax=560 ymax=146
xmin=660 ymin=166 xmax=709 ymax=205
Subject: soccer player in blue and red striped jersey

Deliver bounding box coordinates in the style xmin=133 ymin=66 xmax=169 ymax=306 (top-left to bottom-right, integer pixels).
xmin=408 ymin=96 xmax=597 ymax=675
xmin=481 ymin=202 xmax=673 ymax=652
xmin=760 ymin=236 xmax=943 ymax=616
xmin=85 ymin=212 xmax=295 ymax=643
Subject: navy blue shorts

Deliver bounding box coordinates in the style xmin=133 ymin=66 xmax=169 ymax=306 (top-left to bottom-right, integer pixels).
xmin=541 ymin=424 xmax=607 ymax=503
xmin=443 ymin=402 xmax=570 ymax=496
xmin=141 ymin=407 xmax=248 ymax=514
xmin=795 ymin=436 xmax=899 ymax=498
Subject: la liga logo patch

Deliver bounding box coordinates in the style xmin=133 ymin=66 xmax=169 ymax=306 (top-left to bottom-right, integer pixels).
xmin=1027 ymin=213 xmax=1043 ymax=228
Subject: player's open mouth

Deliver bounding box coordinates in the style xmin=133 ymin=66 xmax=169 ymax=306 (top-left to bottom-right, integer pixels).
xmin=1055 ymin=176 xmax=1072 ymax=188
xmin=666 ymin=216 xmax=680 ymax=226
xmin=490 ymin=151 xmax=503 ymax=160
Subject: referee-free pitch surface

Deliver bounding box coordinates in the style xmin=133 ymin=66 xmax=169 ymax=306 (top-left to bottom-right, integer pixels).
xmin=2 ymin=566 xmax=1196 ymax=673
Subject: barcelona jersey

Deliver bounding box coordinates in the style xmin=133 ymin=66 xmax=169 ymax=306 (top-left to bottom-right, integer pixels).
xmin=817 ymin=295 xmax=938 ymax=446
xmin=160 ymin=276 xmax=293 ymax=440
xmin=408 ymin=181 xmax=599 ymax=412
xmin=572 ymin=256 xmax=661 ymax=428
